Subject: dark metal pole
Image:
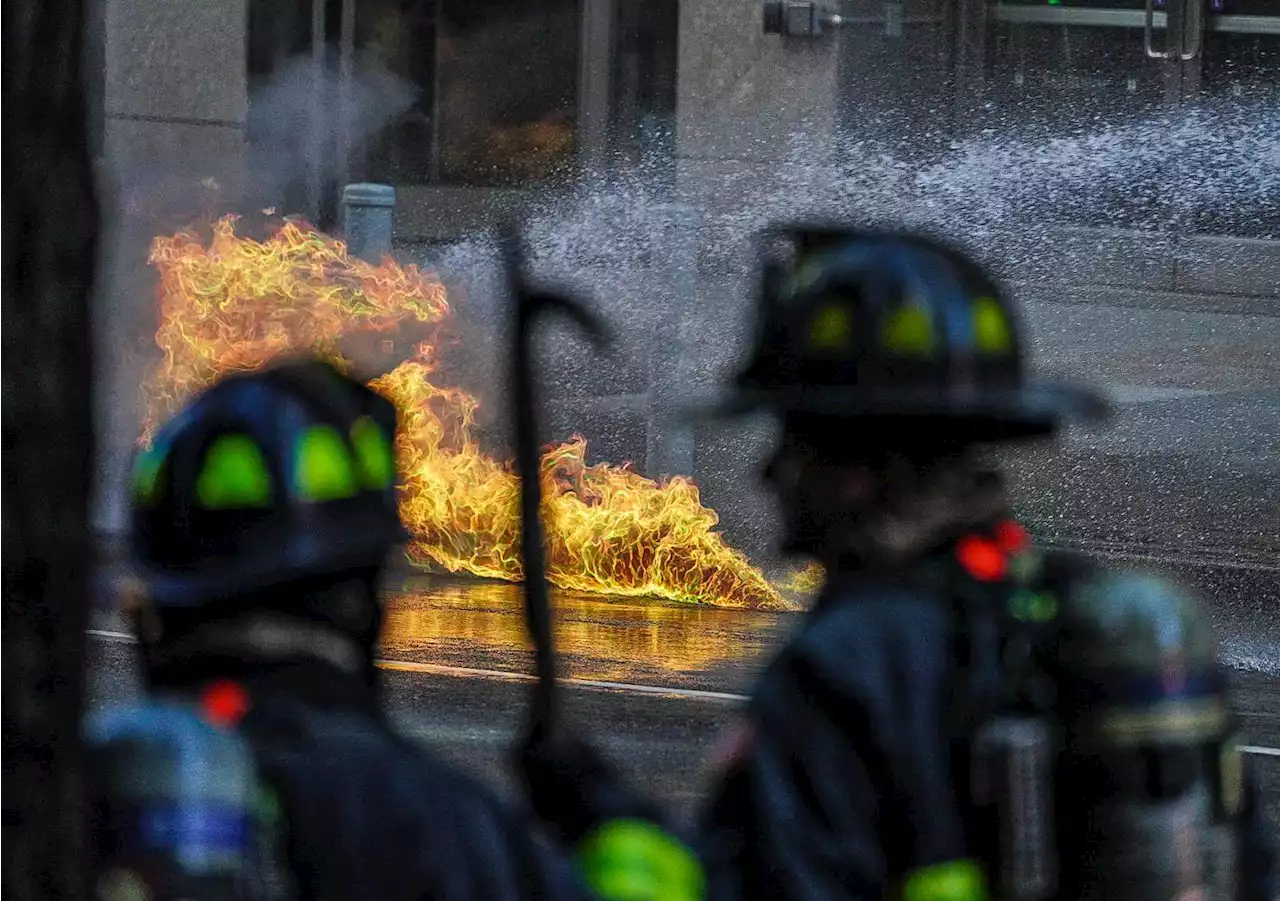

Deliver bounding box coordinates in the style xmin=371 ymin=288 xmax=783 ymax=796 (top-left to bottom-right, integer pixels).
xmin=503 ymin=227 xmax=608 ymax=733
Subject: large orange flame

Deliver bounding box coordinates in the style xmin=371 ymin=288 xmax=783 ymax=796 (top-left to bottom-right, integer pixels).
xmin=143 ymin=215 xmax=797 ymax=609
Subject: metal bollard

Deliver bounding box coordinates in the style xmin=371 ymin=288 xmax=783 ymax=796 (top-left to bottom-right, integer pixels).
xmin=341 ymin=183 xmax=396 ymax=262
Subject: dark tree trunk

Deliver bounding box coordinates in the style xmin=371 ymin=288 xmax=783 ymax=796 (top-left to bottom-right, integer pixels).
xmin=3 ymin=0 xmax=101 ymax=898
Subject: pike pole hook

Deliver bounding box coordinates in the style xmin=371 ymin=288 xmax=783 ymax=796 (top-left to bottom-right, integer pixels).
xmin=502 ymin=225 xmax=610 ymax=737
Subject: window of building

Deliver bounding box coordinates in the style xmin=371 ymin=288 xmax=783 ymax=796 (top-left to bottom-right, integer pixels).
xmin=353 ymin=0 xmax=439 ymax=184
xmin=345 ymin=0 xmax=581 ymax=187
xmin=246 ymin=0 xmax=679 ymax=203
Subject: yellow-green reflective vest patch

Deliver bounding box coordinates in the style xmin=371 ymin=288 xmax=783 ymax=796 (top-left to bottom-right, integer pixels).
xmin=972 ymin=297 xmax=1013 ymax=354
xmin=1010 ymin=590 xmax=1058 ymax=623
xmin=882 ymin=303 xmax=936 ymax=356
xmin=1221 ymin=735 xmax=1244 ymax=817
xmin=294 ymin=425 xmax=359 ymax=502
xmin=196 ymin=435 xmax=273 ymax=509
xmin=903 ymin=859 xmax=989 ymax=901
xmin=577 ymin=818 xmax=705 ymax=901
xmin=350 ymin=416 xmax=395 ymax=489
xmin=131 ymin=445 xmax=168 ymax=506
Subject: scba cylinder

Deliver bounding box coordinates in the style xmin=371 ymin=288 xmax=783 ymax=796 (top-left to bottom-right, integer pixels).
xmin=86 ymin=698 xmax=270 ymax=901
xmin=1055 ymin=570 xmax=1243 ymax=901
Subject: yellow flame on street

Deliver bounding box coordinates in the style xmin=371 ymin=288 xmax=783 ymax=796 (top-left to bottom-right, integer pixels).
xmin=144 ymin=215 xmax=794 ymax=609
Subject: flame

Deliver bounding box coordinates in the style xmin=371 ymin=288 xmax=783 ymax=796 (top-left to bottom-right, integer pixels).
xmin=143 ymin=215 xmax=448 ymax=439
xmin=143 ymin=215 xmax=795 ymax=610
xmin=778 ymin=561 xmax=826 ymax=596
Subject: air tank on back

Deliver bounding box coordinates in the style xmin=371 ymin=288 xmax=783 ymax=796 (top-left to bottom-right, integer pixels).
xmin=1054 ymin=568 xmax=1243 ymax=901
xmin=85 ymin=698 xmax=279 ymax=901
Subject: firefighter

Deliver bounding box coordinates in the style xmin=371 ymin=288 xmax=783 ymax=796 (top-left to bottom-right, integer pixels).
xmin=687 ymin=226 xmax=1276 ymax=901
xmin=86 ymin=358 xmax=703 ymax=901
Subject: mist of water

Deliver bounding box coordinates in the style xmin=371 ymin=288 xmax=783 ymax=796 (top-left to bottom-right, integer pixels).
xmin=91 ymin=67 xmax=1278 ymax=667
xmin=418 ymin=96 xmax=1279 ymax=672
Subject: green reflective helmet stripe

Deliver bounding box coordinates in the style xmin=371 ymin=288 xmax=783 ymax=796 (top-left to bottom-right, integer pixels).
xmin=350 ymin=415 xmax=395 ymax=489
xmin=576 ymin=818 xmax=706 ymax=901
xmin=902 ymin=859 xmax=989 ymax=901
xmin=972 ymin=296 xmax=1013 ymax=354
xmin=196 ymin=434 xmax=273 ymax=509
xmin=131 ymin=445 xmax=168 ymax=506
xmin=294 ymin=424 xmax=359 ymax=502
xmin=807 ymin=303 xmax=855 ymax=353
xmin=882 ymin=301 xmax=937 ymax=356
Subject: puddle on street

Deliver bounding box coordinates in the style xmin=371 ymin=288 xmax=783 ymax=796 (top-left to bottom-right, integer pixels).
xmin=380 ymin=574 xmax=799 ymax=691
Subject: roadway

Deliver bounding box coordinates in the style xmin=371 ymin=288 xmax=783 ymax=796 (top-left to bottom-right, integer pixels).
xmin=88 ymin=571 xmax=1280 ymax=828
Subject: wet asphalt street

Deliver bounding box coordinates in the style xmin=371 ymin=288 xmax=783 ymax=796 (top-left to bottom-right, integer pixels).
xmin=89 ymin=569 xmax=1280 ymax=829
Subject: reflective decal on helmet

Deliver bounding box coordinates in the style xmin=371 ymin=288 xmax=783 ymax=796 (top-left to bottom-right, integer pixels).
xmin=807 ymin=303 xmax=855 ymax=353
xmin=350 ymin=416 xmax=395 ymax=489
xmin=971 ymin=297 xmax=1013 ymax=354
xmin=882 ymin=300 xmax=937 ymax=357
xmin=783 ymin=258 xmax=827 ymax=300
xmin=577 ymin=818 xmax=706 ymax=901
xmin=902 ymin=858 xmax=990 ymax=901
xmin=131 ymin=445 xmax=169 ymax=506
xmin=294 ymin=425 xmax=359 ymax=502
xmin=195 ymin=434 xmax=273 ymax=509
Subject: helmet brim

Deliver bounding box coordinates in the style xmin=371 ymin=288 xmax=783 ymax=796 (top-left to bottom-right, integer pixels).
xmin=135 ymin=515 xmax=409 ymax=607
xmin=681 ymin=379 xmax=1110 ymax=440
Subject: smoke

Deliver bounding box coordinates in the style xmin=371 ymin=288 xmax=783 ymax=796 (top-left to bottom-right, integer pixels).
xmin=393 ymin=93 xmax=1279 ymax=580
xmin=243 ymin=55 xmax=419 ymax=214
xmin=92 ymin=56 xmax=419 ymax=536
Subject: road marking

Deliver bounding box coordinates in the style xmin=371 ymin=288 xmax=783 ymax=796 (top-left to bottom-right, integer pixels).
xmin=88 ymin=629 xmax=745 ymax=703
xmin=89 ymin=629 xmax=136 ymax=642
xmin=378 ymin=659 xmax=748 ymax=703
xmin=88 ymin=629 xmax=135 ymax=645
xmin=87 ymin=629 xmax=1280 ymax=753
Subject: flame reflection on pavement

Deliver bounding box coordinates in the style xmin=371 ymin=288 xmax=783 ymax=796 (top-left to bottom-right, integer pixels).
xmin=380 ymin=576 xmax=798 ymax=689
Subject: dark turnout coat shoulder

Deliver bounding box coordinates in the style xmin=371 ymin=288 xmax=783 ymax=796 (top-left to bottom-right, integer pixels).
xmin=241 ymin=687 xmax=598 ymax=901
xmin=698 ymin=577 xmax=988 ymax=901
xmin=696 ymin=561 xmax=1279 ymax=901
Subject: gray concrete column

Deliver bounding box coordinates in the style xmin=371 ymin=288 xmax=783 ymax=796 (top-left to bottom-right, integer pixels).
xmin=668 ymin=0 xmax=842 ymax=552
xmin=674 ymin=0 xmax=843 ymax=249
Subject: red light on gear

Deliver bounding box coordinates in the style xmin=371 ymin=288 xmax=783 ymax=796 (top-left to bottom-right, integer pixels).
xmin=994 ymin=520 xmax=1030 ymax=553
xmin=956 ymin=535 xmax=1008 ymax=582
xmin=201 ymin=680 xmax=251 ymax=728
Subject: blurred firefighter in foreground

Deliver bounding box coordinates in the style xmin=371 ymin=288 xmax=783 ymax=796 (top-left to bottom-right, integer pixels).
xmin=85 ymin=359 xmax=701 ymax=901
xmin=690 ymin=227 xmax=1276 ymax=901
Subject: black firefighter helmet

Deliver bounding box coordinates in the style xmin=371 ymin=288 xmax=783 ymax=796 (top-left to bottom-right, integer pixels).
xmin=129 ymin=358 xmax=408 ymax=607
xmin=702 ymin=225 xmax=1108 ymax=444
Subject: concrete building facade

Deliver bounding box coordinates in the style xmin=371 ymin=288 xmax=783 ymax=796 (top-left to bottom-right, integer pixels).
xmin=94 ymin=0 xmax=1279 ymax=572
